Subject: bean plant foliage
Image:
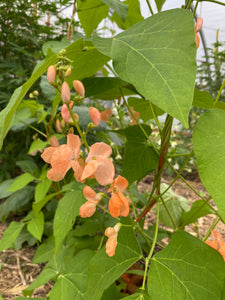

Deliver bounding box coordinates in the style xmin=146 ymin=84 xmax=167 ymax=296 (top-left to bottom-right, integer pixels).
xmin=0 ymin=1 xmax=225 ymax=299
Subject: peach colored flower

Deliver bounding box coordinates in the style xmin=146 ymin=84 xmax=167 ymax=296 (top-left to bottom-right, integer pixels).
xmin=61 ymin=81 xmax=70 ymax=103
xmin=108 ymin=175 xmax=128 ymax=193
xmin=108 ymin=192 xmax=129 ymax=218
xmin=205 ymin=230 xmax=225 ymax=260
xmin=79 ymin=186 xmax=102 ymax=218
xmin=71 ymin=158 xmax=86 ymax=183
xmin=89 ymin=107 xmax=101 ymax=127
xmin=81 ymin=142 xmax=115 ymax=185
xmin=108 ymin=175 xmax=129 ymax=218
xmin=101 ymin=108 xmax=112 ymax=122
xmin=73 ymin=80 xmax=85 ymax=97
xmin=41 ymin=134 xmax=81 ymax=181
xmin=47 ymin=65 xmax=56 ymax=83
xmin=105 ymin=224 xmax=120 ymax=257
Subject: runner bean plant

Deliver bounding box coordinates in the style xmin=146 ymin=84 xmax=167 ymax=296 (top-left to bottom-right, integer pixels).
xmin=0 ymin=0 xmax=225 ymax=299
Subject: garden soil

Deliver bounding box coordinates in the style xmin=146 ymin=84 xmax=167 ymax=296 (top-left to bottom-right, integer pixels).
xmin=0 ymin=175 xmax=225 ymax=299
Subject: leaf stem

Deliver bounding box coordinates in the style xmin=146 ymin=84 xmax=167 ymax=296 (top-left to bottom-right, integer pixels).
xmin=145 ymin=0 xmax=154 ymax=15
xmin=213 ymin=79 xmax=225 ymax=107
xmin=202 ymin=216 xmax=220 ymax=242
xmin=20 ymin=121 xmax=47 ymax=138
xmin=67 ymin=103 xmax=90 ymax=151
xmin=141 ymin=199 xmax=159 ymax=291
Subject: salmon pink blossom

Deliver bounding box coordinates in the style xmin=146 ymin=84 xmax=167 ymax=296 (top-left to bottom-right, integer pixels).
xmin=41 ymin=134 xmax=81 ymax=181
xmin=108 ymin=175 xmax=129 ymax=218
xmin=105 ymin=224 xmax=121 ymax=257
xmin=79 ymin=186 xmax=102 ymax=218
xmin=81 ymin=142 xmax=115 ymax=185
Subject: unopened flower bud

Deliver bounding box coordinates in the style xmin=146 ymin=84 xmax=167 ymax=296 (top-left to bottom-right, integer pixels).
xmin=29 ymin=93 xmax=33 ymax=98
xmin=56 ymin=119 xmax=62 ymax=133
xmin=61 ymin=81 xmax=70 ymax=103
xmin=61 ymin=101 xmax=73 ymax=123
xmin=73 ymin=80 xmax=85 ymax=97
xmin=65 ymin=66 xmax=72 ymax=78
xmin=50 ymin=136 xmax=59 ymax=147
xmin=47 ymin=65 xmax=56 ymax=83
xmin=89 ymin=107 xmax=101 ymax=127
xmin=195 ymin=18 xmax=203 ymax=32
xmin=33 ymin=90 xmax=39 ymax=96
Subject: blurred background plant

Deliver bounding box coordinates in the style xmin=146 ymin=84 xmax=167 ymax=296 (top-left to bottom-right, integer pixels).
xmin=0 ymin=0 xmax=75 ymax=109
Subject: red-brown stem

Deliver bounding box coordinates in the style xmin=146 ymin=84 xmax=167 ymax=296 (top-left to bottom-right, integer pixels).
xmin=136 ymin=142 xmax=168 ymax=223
xmin=136 ymin=200 xmax=156 ymax=222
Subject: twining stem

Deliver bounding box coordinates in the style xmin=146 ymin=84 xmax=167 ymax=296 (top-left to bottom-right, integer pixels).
xmin=193 ymin=0 xmax=200 ymax=16
xmin=66 ymin=103 xmax=90 ymax=151
xmin=141 ymin=199 xmax=159 ymax=291
xmin=185 ymin=0 xmax=193 ymax=9
xmin=136 ymin=114 xmax=173 ymax=223
xmin=202 ymin=216 xmax=220 ymax=242
xmin=213 ymin=79 xmax=225 ymax=107
xmin=67 ymin=0 xmax=77 ymax=40
xmin=145 ymin=0 xmax=154 ymax=15
xmin=198 ymin=0 xmax=225 ymax=6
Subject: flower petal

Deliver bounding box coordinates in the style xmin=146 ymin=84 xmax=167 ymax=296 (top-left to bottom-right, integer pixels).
xmin=41 ymin=147 xmax=57 ymax=163
xmin=106 ymin=237 xmax=117 ymax=257
xmin=79 ymin=201 xmax=97 ymax=218
xmin=86 ymin=142 xmax=112 ymax=162
xmin=108 ymin=192 xmax=129 ymax=218
xmin=94 ymin=158 xmax=115 ymax=186
xmin=83 ymin=186 xmax=101 ymax=203
xmin=81 ymin=160 xmax=99 ymax=181
xmin=47 ymin=168 xmax=66 ymax=182
xmin=67 ymin=134 xmax=81 ymax=159
xmin=108 ymin=175 xmax=128 ymax=193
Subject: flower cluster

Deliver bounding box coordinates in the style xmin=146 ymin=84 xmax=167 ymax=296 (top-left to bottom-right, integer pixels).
xmin=42 ymin=64 xmax=129 ymax=257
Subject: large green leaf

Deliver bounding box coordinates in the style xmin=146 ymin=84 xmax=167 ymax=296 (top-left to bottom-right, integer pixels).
xmin=0 ymin=222 xmax=24 ymax=251
xmin=116 ymin=125 xmax=158 ymax=184
xmin=86 ymin=222 xmax=142 ymax=300
xmin=193 ymin=109 xmax=225 ymax=221
xmin=77 ymin=0 xmax=109 ymax=37
xmin=94 ymin=9 xmax=196 ymax=127
xmin=83 ymin=77 xmax=134 ymax=100
xmin=33 ymin=236 xmax=55 ymax=264
xmin=148 ymin=231 xmax=225 ymax=299
xmin=0 ymin=38 xmax=109 ymax=150
xmin=48 ymin=250 xmax=94 ymax=300
xmin=111 ymin=0 xmax=143 ymax=30
xmin=100 ymin=0 xmax=128 ymax=21
xmin=54 ymin=183 xmax=85 ymax=251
